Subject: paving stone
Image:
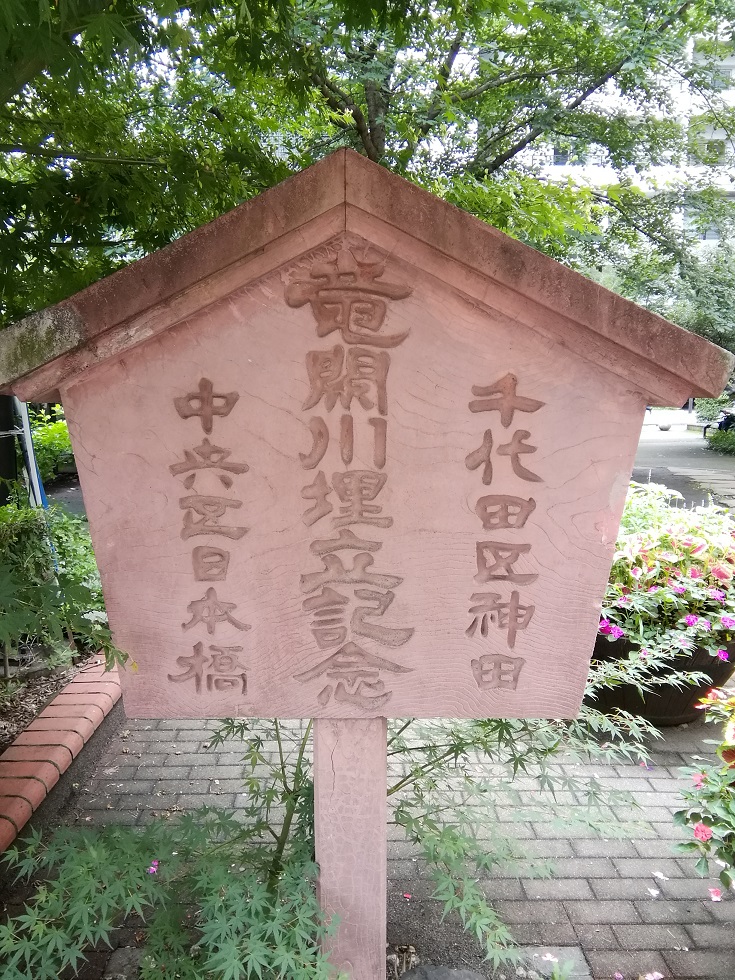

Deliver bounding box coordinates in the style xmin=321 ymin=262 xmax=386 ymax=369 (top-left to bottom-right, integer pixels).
xmin=570 ymin=838 xmax=637 ymax=858
xmin=81 ymin=795 xmax=122 ymax=810
xmin=163 ymin=753 xmax=210 ymax=766
xmin=686 ymin=923 xmax=735 ymax=946
xmin=189 ymin=765 xmax=247 ymax=780
xmin=661 ymin=949 xmax=735 ymax=978
xmin=658 ymin=878 xmax=721 ymax=900
xmin=543 ymin=858 xmax=617 ymax=879
xmin=708 ymin=900 xmax=735 ymax=921
xmin=564 ymin=900 xmax=640 ymax=925
xmin=611 ymin=922 xmax=690 ymax=949
xmin=590 ymin=879 xmax=664 ymax=900
xmin=634 ymin=900 xmax=713 ymax=924
xmin=175 ymin=793 xmax=236 ymax=808
xmin=584 ymin=949 xmax=669 ymax=980
xmin=518 ymin=840 xmax=574 ymax=858
xmin=521 ymin=879 xmax=595 ymax=901
xmin=631 ymin=838 xmax=681 ymax=858
xmin=401 ymin=969 xmax=484 ymax=979
xmin=531 ymin=823 xmax=598 ymax=839
xmin=517 ymin=945 xmax=591 ymax=979
xmin=572 ymin=924 xmax=618 ymax=949
xmin=153 ymin=779 xmax=210 ymax=795
xmin=611 ymin=857 xmax=684 ymax=878
xmin=492 ymin=900 xmax=569 ymax=924
xmin=510 ymin=922 xmax=579 ymax=946
xmin=79 ymin=810 xmax=141 ymax=826
xmin=479 ymin=879 xmax=525 ymax=900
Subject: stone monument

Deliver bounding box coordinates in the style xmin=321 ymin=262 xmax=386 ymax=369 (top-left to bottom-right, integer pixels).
xmin=0 ymin=149 xmax=731 ymax=978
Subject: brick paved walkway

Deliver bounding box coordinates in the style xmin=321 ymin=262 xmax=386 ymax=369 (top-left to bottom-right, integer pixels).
xmin=51 ymin=711 xmax=734 ymax=980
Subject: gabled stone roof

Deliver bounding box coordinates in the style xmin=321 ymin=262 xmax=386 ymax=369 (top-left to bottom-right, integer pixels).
xmin=0 ymin=148 xmax=731 ymax=403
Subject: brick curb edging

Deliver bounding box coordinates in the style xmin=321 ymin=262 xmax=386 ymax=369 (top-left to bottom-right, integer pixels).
xmin=0 ymin=661 xmax=120 ymax=851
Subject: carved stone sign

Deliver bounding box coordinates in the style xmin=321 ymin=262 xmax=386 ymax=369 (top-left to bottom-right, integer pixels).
xmin=0 ymin=149 xmax=732 ymax=980
xmin=46 ymin=234 xmax=639 ymax=721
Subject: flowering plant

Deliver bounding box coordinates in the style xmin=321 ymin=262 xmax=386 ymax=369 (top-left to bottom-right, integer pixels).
xmin=597 ymin=483 xmax=735 ymax=663
xmin=675 ymin=689 xmax=735 ymax=890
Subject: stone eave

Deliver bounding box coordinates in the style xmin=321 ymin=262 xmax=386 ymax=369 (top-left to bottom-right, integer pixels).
xmin=0 ymin=148 xmax=732 ymax=403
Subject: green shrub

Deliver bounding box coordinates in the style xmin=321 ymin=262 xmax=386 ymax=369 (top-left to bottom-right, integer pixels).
xmin=708 ymin=430 xmax=735 ymax=455
xmin=696 ymin=396 xmax=733 ymax=422
xmin=29 ymin=411 xmax=74 ymax=483
xmin=0 ymin=501 xmax=121 ymax=670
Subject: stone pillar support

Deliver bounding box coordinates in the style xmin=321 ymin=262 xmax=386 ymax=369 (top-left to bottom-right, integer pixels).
xmin=314 ymin=718 xmax=387 ymax=979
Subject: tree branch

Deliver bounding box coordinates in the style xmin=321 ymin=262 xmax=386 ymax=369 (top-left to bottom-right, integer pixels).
xmin=310 ymin=71 xmax=381 ymax=161
xmin=0 ymin=143 xmax=166 ymax=166
xmin=481 ymin=1 xmax=692 ymax=174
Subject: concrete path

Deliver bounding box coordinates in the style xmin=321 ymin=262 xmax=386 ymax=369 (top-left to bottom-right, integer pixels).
xmin=633 ymin=426 xmax=735 ymax=510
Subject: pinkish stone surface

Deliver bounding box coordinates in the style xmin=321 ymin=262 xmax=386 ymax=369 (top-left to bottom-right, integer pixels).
xmin=59 ymin=232 xmax=646 ymax=720
xmin=314 ymin=718 xmax=386 ymax=980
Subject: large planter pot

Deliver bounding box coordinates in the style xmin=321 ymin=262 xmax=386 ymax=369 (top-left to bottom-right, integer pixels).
xmin=586 ymin=637 xmax=735 ymax=726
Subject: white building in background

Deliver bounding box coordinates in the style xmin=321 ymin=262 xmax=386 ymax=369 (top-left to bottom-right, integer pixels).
xmin=525 ymin=44 xmax=735 ymax=243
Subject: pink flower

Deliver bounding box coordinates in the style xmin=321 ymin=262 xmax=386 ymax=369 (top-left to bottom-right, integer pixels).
xmin=721 ymin=615 xmax=735 ymax=629
xmin=639 ymin=760 xmax=654 ymax=770
xmin=598 ymin=618 xmax=612 ymax=634
xmin=709 ymin=589 xmax=726 ymax=601
xmin=609 ymin=625 xmax=625 ymax=639
xmin=694 ymin=822 xmax=713 ymax=842
xmin=700 ymin=619 xmax=712 ymax=631
xmin=709 ymin=887 xmax=723 ymax=902
xmin=671 ymin=584 xmax=687 ymax=595
xmin=146 ymin=859 xmax=159 ymax=874
xmin=692 ymin=773 xmax=706 ymax=788
xmin=614 ymin=973 xmax=624 ymax=980
xmin=631 ymin=566 xmax=642 ymax=579
xmin=717 ymin=649 xmax=730 ymax=661
xmin=684 ymin=614 xmax=699 ymax=627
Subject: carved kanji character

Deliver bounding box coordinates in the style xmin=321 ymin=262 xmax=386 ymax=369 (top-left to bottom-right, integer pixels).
xmin=293 ymin=641 xmax=411 ymax=711
xmin=303 ymin=347 xmax=389 ymax=415
xmin=471 ymin=653 xmax=525 ymax=691
xmin=192 ymin=545 xmax=230 ymax=581
xmin=497 ymin=430 xmax=542 ymax=483
xmin=300 ymin=417 xmax=330 ymax=470
xmin=310 ymin=528 xmax=382 ymax=556
xmin=168 ymin=642 xmax=208 ymax=693
xmin=303 ymin=586 xmax=350 ymax=650
xmin=332 ymin=470 xmax=392 ymax=528
xmin=466 ymin=591 xmax=534 ymax=648
xmin=369 ymin=417 xmax=387 ymax=468
xmin=465 ymin=430 xmax=494 ymax=485
xmin=170 ymin=438 xmax=249 ymax=489
xmin=179 ymin=494 xmax=247 ymax=540
xmin=206 ymin=644 xmax=247 ymax=693
xmin=474 ymin=541 xmax=538 ymax=586
xmin=475 ymin=495 xmax=536 ymax=531
xmin=469 ymin=374 xmax=544 ymax=427
xmin=174 ymin=378 xmax=239 ymax=434
xmin=285 ymin=246 xmax=411 ymax=347
xmin=351 ymin=589 xmax=414 ymax=648
xmin=300 ymin=553 xmax=402 ymax=594
xmin=301 ymin=470 xmax=333 ymax=527
xmin=182 ymin=587 xmax=251 ymax=635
